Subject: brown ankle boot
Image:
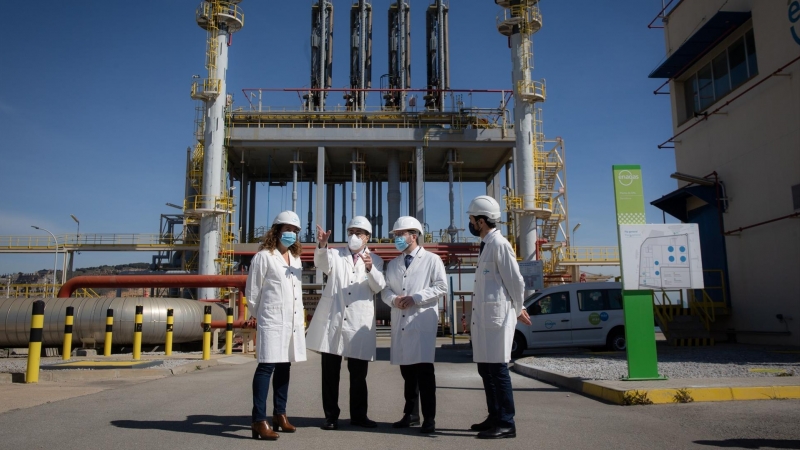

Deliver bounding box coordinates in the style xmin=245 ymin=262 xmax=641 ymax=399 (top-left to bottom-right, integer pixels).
xmin=251 ymin=421 xmax=279 ymax=440
xmin=272 ymin=414 xmax=296 ymax=433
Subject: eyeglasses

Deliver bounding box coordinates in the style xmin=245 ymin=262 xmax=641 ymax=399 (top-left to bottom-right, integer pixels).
xmin=347 ymin=230 xmax=368 ymax=237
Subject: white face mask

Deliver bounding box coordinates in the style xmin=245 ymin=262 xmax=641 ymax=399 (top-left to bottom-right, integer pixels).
xmin=348 ymin=234 xmax=364 ymax=252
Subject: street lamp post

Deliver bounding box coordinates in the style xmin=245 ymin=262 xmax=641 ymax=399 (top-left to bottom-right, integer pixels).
xmin=572 ymin=222 xmax=582 ymax=249
xmin=31 ymin=226 xmax=59 ymax=298
xmin=571 ymin=222 xmax=582 ymax=284
xmin=70 ymin=214 xmax=80 ymax=244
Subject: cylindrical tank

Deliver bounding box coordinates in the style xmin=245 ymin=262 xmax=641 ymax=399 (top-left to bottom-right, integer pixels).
xmin=0 ymin=297 xmax=227 ymax=347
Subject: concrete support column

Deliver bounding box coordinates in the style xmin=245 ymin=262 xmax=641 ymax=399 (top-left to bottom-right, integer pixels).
xmin=292 ymin=150 xmax=299 ymax=212
xmin=377 ymin=181 xmax=383 ymax=239
xmin=387 ymin=150 xmax=401 ymax=234
xmin=248 ymin=181 xmax=256 ymax=243
xmin=239 ymin=169 xmax=248 ymax=244
xmin=316 ymin=147 xmax=326 ymax=282
xmin=351 ymin=150 xmax=358 ymax=218
xmin=341 ymin=182 xmax=347 ymax=242
xmin=447 ymin=149 xmax=457 ymax=241
xmin=327 ymin=184 xmax=336 ymax=241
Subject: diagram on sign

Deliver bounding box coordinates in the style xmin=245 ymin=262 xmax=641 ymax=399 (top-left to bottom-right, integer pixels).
xmin=619 ymin=224 xmax=704 ymax=290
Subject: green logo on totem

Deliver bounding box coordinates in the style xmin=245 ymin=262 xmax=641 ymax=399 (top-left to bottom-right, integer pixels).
xmin=589 ymin=313 xmax=601 ymax=325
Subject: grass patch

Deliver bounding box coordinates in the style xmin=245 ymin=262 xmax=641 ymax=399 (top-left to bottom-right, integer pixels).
xmin=623 ymin=390 xmax=653 ymax=406
xmin=673 ymin=388 xmax=694 ymax=403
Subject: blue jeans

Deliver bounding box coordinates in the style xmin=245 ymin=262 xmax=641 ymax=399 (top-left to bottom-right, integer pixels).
xmin=252 ymin=362 xmax=291 ymax=422
xmin=477 ymin=362 xmax=515 ymax=428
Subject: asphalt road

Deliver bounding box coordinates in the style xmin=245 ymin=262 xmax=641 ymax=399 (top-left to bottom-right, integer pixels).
xmin=1 ymin=343 xmax=799 ymax=450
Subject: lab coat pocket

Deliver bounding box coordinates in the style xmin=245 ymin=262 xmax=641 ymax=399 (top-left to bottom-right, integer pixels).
xmin=483 ymin=301 xmax=506 ymax=329
xmin=262 ymin=303 xmax=283 ymax=329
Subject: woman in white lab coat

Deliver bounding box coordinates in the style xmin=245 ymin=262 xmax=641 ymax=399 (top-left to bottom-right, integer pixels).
xmin=246 ymin=210 xmax=306 ymax=440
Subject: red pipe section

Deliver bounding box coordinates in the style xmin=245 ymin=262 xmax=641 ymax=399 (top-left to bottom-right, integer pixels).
xmin=58 ymin=275 xmax=252 ymax=329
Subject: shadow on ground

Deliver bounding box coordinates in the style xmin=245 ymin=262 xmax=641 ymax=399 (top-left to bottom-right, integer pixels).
xmin=694 ymin=438 xmax=800 ymax=449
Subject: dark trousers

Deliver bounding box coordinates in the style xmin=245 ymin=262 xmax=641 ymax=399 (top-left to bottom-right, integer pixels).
xmin=321 ymin=352 xmax=370 ymax=421
xmin=477 ymin=362 xmax=515 ymax=428
xmin=252 ymin=362 xmax=291 ymax=422
xmin=399 ymin=363 xmax=436 ymax=422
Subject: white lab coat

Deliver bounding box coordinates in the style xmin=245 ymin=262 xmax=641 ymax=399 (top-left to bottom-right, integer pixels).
xmin=471 ymin=230 xmax=525 ymax=363
xmin=381 ymin=246 xmax=448 ymax=365
xmin=306 ymin=246 xmax=386 ymax=361
xmin=245 ymin=248 xmax=307 ymax=363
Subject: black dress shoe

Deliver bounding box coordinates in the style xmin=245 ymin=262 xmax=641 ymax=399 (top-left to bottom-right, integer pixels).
xmin=321 ymin=419 xmax=339 ymax=430
xmin=470 ymin=417 xmax=495 ymax=431
xmin=350 ymin=417 xmax=378 ymax=428
xmin=420 ymin=420 xmax=436 ymax=434
xmin=391 ymin=414 xmax=421 ymax=428
xmin=477 ymin=426 xmax=516 ymax=439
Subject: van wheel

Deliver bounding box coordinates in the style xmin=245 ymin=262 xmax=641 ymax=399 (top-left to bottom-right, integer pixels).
xmin=511 ymin=332 xmax=527 ymax=359
xmin=607 ymin=328 xmax=626 ymax=351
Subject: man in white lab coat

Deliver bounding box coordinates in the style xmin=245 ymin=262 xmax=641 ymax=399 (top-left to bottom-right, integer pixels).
xmin=382 ymin=216 xmax=448 ymax=434
xmin=306 ymin=216 xmax=386 ymax=430
xmin=467 ymin=196 xmax=531 ymax=439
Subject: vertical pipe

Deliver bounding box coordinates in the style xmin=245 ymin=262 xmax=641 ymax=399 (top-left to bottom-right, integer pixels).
xmin=437 ymin=0 xmax=446 ymax=110
xmin=447 ymin=149 xmax=457 ymax=241
xmin=359 ymin=0 xmax=367 ymax=110
xmin=133 ymin=305 xmax=143 ymax=361
xmin=292 ymin=150 xmax=299 ymax=212
xmin=351 ymin=150 xmax=358 ymax=217
xmin=341 ymin=182 xmax=347 ymax=242
xmin=248 ymin=181 xmax=257 ymax=243
xmin=365 ymin=178 xmax=372 ymax=226
xmin=165 ymin=309 xmax=174 ymax=356
xmin=398 ymin=1 xmax=407 ymax=111
xmin=62 ymin=306 xmax=74 ymax=361
xmin=26 ymin=300 xmax=45 ymax=383
xmin=240 ymin=168 xmax=248 ymax=243
xmin=415 ymin=146 xmax=425 ymax=225
xmin=225 ymin=307 xmax=233 ymax=355
xmin=307 ymin=180 xmax=314 ymax=243
xmin=202 ymin=305 xmax=212 ymax=360
xmin=327 ymin=184 xmax=336 ymax=241
xmin=388 ymin=150 xmax=401 ymax=233
xmin=104 ymin=309 xmax=113 ymax=357
xmin=377 ymin=181 xmax=384 ymax=238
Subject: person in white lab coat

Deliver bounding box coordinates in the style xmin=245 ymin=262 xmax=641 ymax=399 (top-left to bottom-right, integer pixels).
xmin=306 ymin=216 xmax=386 ymax=430
xmin=381 ymin=216 xmax=448 ymax=434
xmin=246 ymin=210 xmax=306 ymax=441
xmin=466 ymin=196 xmax=531 ymax=439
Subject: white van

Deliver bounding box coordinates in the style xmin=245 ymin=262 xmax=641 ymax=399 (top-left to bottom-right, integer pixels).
xmin=511 ymin=282 xmax=625 ymax=358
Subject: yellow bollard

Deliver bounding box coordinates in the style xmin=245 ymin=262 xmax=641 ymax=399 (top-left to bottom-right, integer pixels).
xmin=26 ymin=300 xmax=45 ymax=383
xmin=225 ymin=307 xmax=233 ymax=355
xmin=104 ymin=309 xmax=114 ymax=357
xmin=133 ymin=305 xmax=143 ymax=361
xmin=62 ymin=306 xmax=74 ymax=361
xmin=202 ymin=305 xmax=212 ymax=360
xmin=165 ymin=308 xmax=174 ymax=356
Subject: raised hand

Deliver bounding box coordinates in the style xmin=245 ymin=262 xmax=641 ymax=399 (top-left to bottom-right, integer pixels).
xmin=362 ymin=251 xmax=373 ymax=272
xmin=316 ymin=224 xmax=332 ymax=247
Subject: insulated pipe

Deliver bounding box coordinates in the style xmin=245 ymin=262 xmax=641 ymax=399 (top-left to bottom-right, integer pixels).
xmin=398 ymin=1 xmax=408 ymax=111
xmin=307 ymin=180 xmax=314 ymax=243
xmin=352 ymin=150 xmax=358 ymax=217
xmin=388 ymin=150 xmax=401 ymax=233
xmin=447 ymin=149 xmax=457 ymax=241
xmin=292 ymin=150 xmax=299 ymax=212
xmin=437 ymin=0 xmax=446 ymax=110
xmin=415 ymin=146 xmax=425 ymax=224
xmin=378 ymin=181 xmax=383 ymax=238
xmin=366 ymin=178 xmax=372 ymax=227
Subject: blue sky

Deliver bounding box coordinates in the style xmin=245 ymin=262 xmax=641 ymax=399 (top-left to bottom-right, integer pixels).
xmin=0 ymin=0 xmax=678 ymax=275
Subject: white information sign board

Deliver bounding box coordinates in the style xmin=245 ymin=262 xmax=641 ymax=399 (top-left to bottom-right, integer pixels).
xmin=518 ymin=260 xmax=544 ymax=291
xmin=619 ymin=224 xmax=704 ymax=290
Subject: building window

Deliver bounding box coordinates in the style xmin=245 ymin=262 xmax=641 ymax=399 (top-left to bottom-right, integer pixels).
xmin=683 ymin=28 xmax=758 ymax=121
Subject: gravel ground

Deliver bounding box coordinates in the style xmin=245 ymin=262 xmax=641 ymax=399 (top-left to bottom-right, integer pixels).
xmin=518 ymin=344 xmax=800 ymax=380
xmin=0 ymin=351 xmax=204 ymax=373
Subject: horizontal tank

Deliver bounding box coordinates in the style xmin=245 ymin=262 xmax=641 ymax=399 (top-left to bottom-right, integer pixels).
xmin=0 ymin=297 xmax=228 ymax=347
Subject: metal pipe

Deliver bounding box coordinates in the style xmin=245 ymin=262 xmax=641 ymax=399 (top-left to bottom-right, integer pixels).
xmin=342 ymin=182 xmax=347 ymax=242
xmin=437 ymin=0 xmax=446 ymax=110
xmin=352 ymin=150 xmax=358 ymax=217
xmin=378 ymin=180 xmax=383 ymax=238
xmin=447 ymin=149 xmax=457 ymax=241
xmin=388 ymin=150 xmax=401 ymax=234
xmin=292 ymin=150 xmax=299 ymax=212
xmin=724 ymin=212 xmax=800 ymax=236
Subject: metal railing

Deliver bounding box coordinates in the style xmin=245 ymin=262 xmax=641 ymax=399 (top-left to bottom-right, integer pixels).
xmin=687 ymin=269 xmax=729 ymax=330
xmin=651 ymin=289 xmax=684 ymax=333
xmin=184 ymin=195 xmax=234 ymax=213
xmin=516 ymin=79 xmax=546 ymax=102
xmin=561 ymin=246 xmax=620 ymax=263
xmin=0 ymin=233 xmax=199 ymax=251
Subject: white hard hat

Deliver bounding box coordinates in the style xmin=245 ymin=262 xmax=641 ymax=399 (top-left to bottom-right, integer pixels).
xmin=467 ymin=195 xmax=502 ymax=221
xmin=272 ymin=210 xmax=301 ymax=228
xmin=391 ymin=216 xmax=424 ymax=235
xmin=347 ymin=216 xmax=372 ymax=235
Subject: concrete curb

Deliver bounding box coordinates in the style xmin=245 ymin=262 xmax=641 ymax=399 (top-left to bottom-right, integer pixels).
xmin=512 ymin=362 xmax=800 ymax=405
xmin=1 ymin=359 xmax=221 ymax=384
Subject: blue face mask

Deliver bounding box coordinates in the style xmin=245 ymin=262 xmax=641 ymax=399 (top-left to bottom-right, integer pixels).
xmin=280 ymin=231 xmax=297 ymax=247
xmin=394 ymin=236 xmax=409 ymax=251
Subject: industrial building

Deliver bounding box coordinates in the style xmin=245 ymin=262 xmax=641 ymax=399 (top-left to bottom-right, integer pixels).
xmin=649 ymin=0 xmax=800 ymax=345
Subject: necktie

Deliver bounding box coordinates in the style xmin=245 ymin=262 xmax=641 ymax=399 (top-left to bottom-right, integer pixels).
xmin=353 ymin=253 xmax=359 ymax=264
xmin=479 ymin=242 xmax=485 ymax=255
xmin=404 ymin=254 xmax=413 ymax=268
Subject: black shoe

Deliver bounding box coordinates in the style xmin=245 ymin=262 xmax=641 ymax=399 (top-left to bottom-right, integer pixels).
xmin=350 ymin=417 xmax=378 ymax=428
xmin=470 ymin=417 xmax=495 ymax=431
xmin=321 ymin=419 xmax=338 ymax=430
xmin=477 ymin=426 xmax=516 ymax=439
xmin=420 ymin=420 xmax=436 ymax=434
xmin=392 ymin=414 xmax=421 ymax=428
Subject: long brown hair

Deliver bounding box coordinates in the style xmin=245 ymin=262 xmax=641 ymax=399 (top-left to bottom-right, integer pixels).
xmin=259 ymin=224 xmax=302 ymax=257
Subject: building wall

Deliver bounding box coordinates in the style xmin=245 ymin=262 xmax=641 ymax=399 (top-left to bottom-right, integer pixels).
xmin=664 ymin=1 xmax=800 ymax=345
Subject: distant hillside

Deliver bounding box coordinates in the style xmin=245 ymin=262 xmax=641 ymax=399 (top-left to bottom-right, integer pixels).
xmin=71 ymin=262 xmax=152 ymax=277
